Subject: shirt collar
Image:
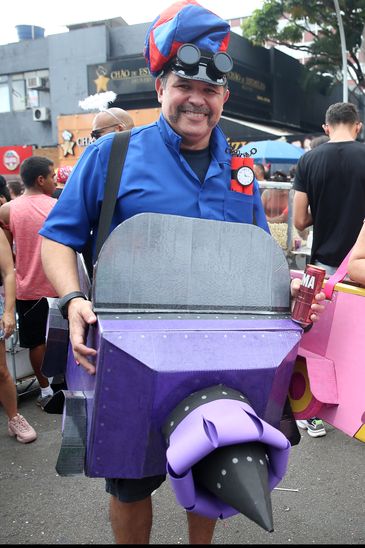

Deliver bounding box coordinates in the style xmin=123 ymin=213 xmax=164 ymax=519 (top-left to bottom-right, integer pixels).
xmin=157 ymin=114 xmax=231 ymax=165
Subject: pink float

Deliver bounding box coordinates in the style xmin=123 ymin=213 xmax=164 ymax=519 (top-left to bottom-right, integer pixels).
xmin=289 ymin=256 xmax=365 ymax=443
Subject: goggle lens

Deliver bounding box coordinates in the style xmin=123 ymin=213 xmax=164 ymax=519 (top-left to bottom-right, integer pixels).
xmin=176 ymin=43 xmax=233 ymax=78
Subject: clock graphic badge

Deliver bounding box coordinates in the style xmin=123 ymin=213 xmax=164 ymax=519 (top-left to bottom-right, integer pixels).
xmin=230 ymin=156 xmax=255 ymax=195
xmin=237 ymin=166 xmax=254 ymax=186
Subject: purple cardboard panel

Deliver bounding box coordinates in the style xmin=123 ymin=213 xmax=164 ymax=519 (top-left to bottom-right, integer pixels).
xmin=82 ymin=317 xmax=301 ymax=478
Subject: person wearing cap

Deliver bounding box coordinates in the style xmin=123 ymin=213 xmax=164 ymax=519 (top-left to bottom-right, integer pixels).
xmin=53 ymin=165 xmax=73 ymax=199
xmin=90 ymin=107 xmax=135 ymax=141
xmin=40 ymin=1 xmax=325 ymax=543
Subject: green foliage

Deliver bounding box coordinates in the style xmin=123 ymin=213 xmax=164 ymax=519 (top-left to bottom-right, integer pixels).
xmin=242 ymin=0 xmax=365 ymax=88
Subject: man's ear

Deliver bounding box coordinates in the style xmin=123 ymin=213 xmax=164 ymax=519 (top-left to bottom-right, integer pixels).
xmin=36 ymin=174 xmax=46 ymax=189
xmin=223 ymin=88 xmax=230 ymax=104
xmin=155 ymin=78 xmax=164 ymax=104
xmin=322 ymin=123 xmax=329 ymax=135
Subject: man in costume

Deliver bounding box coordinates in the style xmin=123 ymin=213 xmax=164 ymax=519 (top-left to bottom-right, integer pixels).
xmin=40 ymin=1 xmax=325 ymax=543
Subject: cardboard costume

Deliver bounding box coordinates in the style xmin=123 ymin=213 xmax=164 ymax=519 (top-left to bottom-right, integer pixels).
xmin=54 ymin=213 xmax=302 ymax=531
xmin=41 ymin=0 xmax=305 ymax=533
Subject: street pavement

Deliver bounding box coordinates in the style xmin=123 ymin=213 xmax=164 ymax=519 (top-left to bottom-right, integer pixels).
xmin=0 ymin=384 xmax=364 ymax=545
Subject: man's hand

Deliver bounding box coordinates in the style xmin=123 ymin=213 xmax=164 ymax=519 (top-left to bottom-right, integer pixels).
xmin=1 ymin=310 xmax=15 ymax=339
xmin=290 ymin=277 xmax=326 ymax=323
xmin=68 ymin=298 xmax=97 ymax=375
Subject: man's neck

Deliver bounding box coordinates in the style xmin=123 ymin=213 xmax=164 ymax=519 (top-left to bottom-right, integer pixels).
xmin=24 ymin=188 xmax=44 ymax=196
xmin=328 ymin=125 xmax=357 ymax=142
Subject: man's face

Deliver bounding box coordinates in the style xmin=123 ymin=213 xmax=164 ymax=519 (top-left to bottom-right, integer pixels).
xmin=42 ymin=166 xmax=57 ymax=196
xmin=155 ymin=73 xmax=230 ymax=150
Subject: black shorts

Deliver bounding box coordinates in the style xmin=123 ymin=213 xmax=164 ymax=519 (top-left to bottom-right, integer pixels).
xmin=105 ymin=475 xmax=166 ymax=503
xmin=16 ymin=298 xmax=49 ymax=349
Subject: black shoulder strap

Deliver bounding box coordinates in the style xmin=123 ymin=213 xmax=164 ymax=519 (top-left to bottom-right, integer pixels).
xmin=94 ymin=130 xmax=131 ymax=259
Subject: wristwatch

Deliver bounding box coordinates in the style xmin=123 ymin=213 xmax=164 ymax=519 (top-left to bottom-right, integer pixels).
xmin=58 ymin=291 xmax=88 ymax=320
xmin=236 ymin=166 xmax=254 ymax=186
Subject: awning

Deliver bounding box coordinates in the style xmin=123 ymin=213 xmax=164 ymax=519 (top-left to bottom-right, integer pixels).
xmin=218 ymin=115 xmax=295 ymax=151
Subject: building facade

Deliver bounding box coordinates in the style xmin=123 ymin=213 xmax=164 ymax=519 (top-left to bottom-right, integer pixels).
xmin=0 ymin=17 xmax=345 ymax=174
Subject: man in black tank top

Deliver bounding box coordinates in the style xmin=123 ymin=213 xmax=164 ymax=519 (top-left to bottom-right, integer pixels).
xmin=293 ymin=101 xmax=365 ymax=437
xmin=293 ymin=102 xmax=365 ymax=276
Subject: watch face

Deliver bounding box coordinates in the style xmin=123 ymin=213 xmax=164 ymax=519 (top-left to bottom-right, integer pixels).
xmin=237 ymin=166 xmax=254 ymax=186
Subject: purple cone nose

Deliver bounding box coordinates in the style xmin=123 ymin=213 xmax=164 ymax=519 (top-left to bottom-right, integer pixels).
xmin=165 ymin=385 xmax=290 ymax=528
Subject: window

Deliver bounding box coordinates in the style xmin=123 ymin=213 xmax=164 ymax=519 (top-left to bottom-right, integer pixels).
xmin=12 ymin=79 xmax=26 ymax=111
xmin=0 ymin=71 xmax=49 ymax=113
xmin=0 ymin=82 xmax=10 ymax=113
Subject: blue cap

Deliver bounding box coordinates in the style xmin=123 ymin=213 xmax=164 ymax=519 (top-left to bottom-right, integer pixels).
xmin=144 ymin=0 xmax=231 ymax=84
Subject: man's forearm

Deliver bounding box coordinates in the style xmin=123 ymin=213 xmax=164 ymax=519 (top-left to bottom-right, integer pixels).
xmin=41 ymin=237 xmax=81 ymax=297
xmin=293 ymin=191 xmax=313 ymax=231
xmin=3 ymin=271 xmax=15 ymax=313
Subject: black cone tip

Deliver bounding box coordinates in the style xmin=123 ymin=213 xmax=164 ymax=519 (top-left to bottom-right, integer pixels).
xmin=193 ymin=442 xmax=274 ymax=532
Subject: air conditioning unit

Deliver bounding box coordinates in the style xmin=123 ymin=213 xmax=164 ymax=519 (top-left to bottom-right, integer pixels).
xmin=27 ymin=76 xmax=49 ymax=90
xmin=32 ymin=106 xmax=50 ymax=122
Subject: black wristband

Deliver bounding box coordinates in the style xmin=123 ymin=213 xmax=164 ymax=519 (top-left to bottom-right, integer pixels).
xmin=58 ymin=291 xmax=88 ymax=320
xmin=302 ymin=322 xmax=313 ymax=333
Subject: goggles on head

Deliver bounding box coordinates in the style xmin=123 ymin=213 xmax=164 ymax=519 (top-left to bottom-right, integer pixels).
xmin=165 ymin=43 xmax=233 ymax=86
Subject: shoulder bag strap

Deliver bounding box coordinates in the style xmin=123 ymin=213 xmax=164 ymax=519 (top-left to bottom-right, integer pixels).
xmin=323 ymin=247 xmax=353 ymax=300
xmin=94 ymin=130 xmax=131 ymax=260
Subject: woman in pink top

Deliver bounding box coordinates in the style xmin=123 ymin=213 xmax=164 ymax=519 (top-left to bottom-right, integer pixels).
xmin=0 ymin=228 xmax=37 ymax=442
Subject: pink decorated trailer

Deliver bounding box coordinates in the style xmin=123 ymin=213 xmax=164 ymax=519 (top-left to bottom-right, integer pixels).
xmin=289 ymin=269 xmax=365 ymax=443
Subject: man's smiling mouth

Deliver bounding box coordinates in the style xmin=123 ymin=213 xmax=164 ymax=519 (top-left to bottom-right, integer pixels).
xmin=181 ymin=109 xmax=209 ymax=118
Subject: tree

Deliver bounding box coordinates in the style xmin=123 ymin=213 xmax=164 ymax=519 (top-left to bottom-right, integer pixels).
xmin=241 ymin=0 xmax=365 ymax=91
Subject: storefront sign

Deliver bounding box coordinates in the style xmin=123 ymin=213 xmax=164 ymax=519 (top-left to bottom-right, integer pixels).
xmin=88 ymin=57 xmax=155 ymax=95
xmin=60 ymin=130 xmax=76 ymax=157
xmin=226 ymin=59 xmax=272 ymax=119
xmin=0 ymin=145 xmax=33 ymax=175
xmin=87 ymin=55 xmax=272 ymax=118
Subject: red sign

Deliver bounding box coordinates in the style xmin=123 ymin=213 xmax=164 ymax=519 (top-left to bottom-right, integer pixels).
xmin=0 ymin=145 xmax=33 ymax=175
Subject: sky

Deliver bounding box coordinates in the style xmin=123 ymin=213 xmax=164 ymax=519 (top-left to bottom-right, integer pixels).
xmin=0 ymin=0 xmax=263 ymax=45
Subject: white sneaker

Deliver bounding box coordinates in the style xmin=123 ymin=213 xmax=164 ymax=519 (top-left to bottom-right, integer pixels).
xmin=296 ymin=418 xmax=326 ymax=438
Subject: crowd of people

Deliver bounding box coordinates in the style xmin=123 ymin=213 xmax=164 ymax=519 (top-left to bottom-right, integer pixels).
xmin=0 ymin=0 xmax=365 ymax=544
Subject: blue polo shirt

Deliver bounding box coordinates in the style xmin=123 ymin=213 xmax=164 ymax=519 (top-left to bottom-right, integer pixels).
xmin=40 ymin=114 xmax=269 ymax=257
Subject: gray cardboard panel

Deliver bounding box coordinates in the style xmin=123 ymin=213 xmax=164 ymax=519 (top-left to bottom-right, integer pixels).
xmin=92 ymin=214 xmax=290 ymax=312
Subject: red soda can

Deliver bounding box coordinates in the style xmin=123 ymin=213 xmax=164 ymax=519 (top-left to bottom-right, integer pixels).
xmin=292 ymin=264 xmax=326 ymax=326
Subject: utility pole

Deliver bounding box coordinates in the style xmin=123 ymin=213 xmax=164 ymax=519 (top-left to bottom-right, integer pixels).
xmin=333 ymin=0 xmax=348 ymax=102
